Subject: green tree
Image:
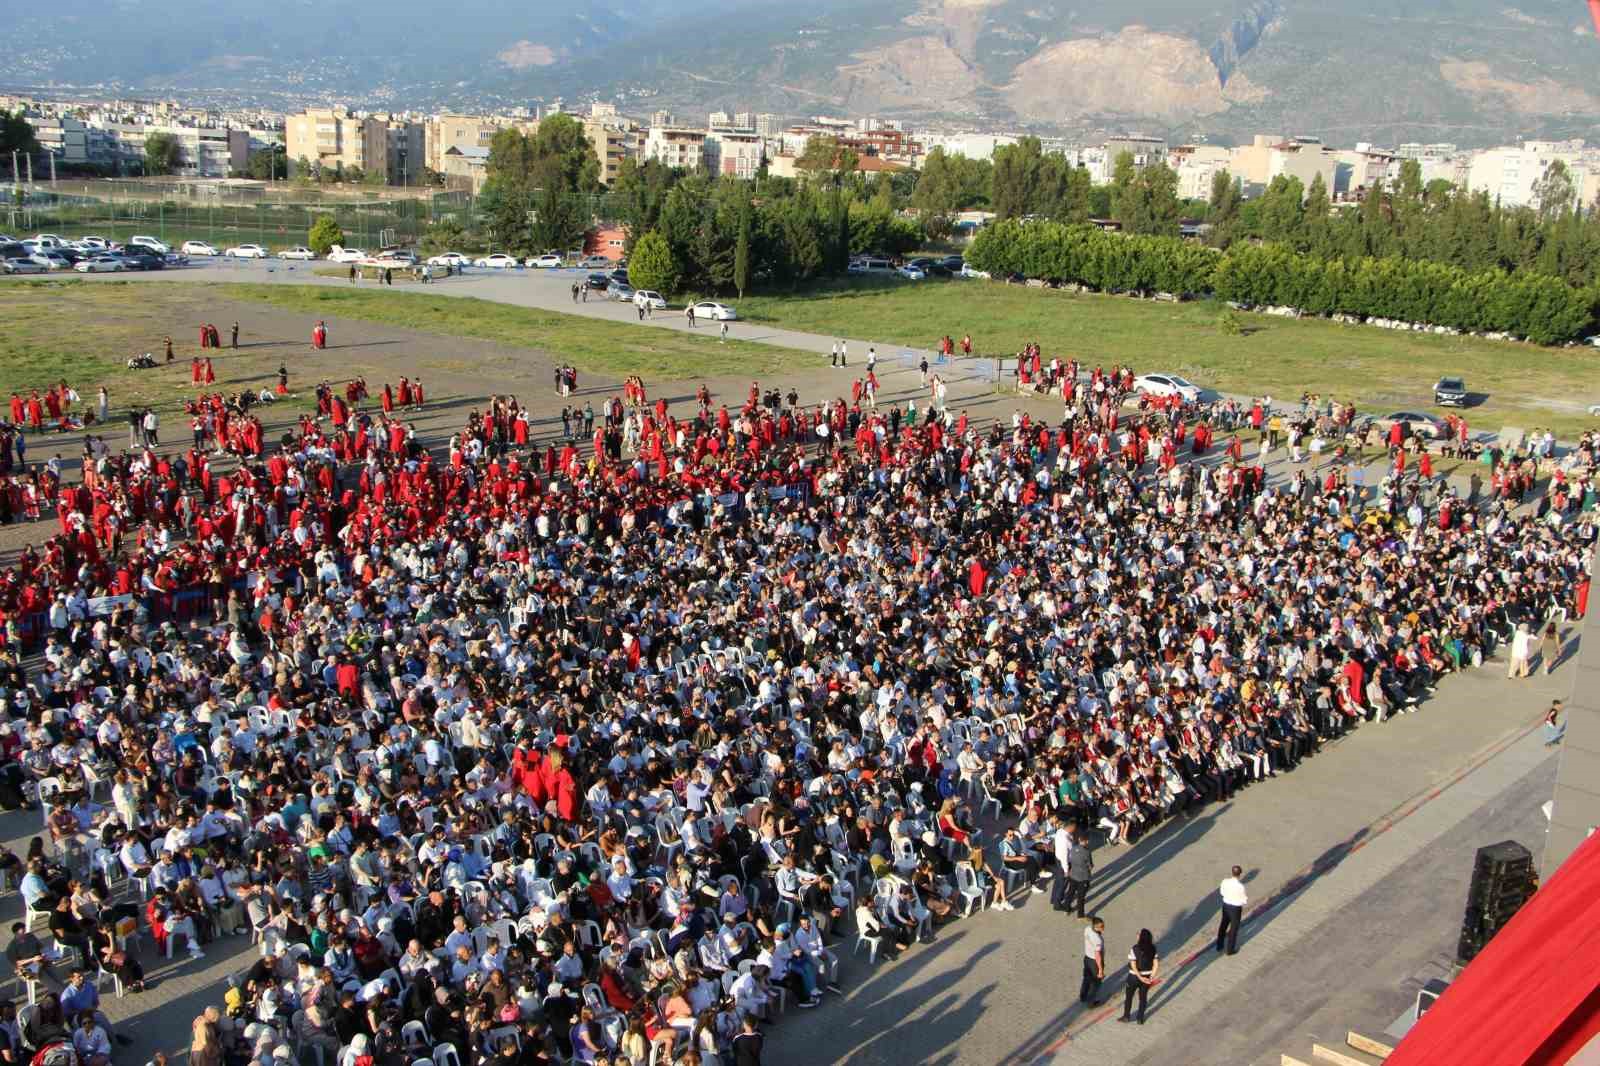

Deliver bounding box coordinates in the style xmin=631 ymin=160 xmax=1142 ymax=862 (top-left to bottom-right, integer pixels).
xmin=1112 ymin=158 xmax=1182 ymax=236
xmin=144 ymin=132 xmax=183 ymax=175
xmin=529 ymin=184 xmax=587 ymax=254
xmin=991 ymin=136 xmax=1043 ymax=220
xmin=239 ymin=144 xmax=287 ymax=181
xmin=794 ymin=136 xmax=859 ymax=180
xmin=733 ymin=203 xmax=752 ymax=298
xmin=609 ymin=158 xmax=675 ymax=247
xmin=1207 ymin=169 xmax=1242 ymax=249
xmin=628 ymin=230 xmax=679 ymax=294
xmin=1257 ymin=175 xmax=1306 ymax=246
xmin=0 ymin=110 xmax=38 ymax=156
xmin=1532 ymin=160 xmax=1576 ymax=225
xmin=307 ymin=216 xmax=345 ymax=255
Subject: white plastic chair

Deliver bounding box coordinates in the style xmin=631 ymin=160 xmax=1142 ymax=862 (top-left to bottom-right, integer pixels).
xmin=852 ymin=906 xmax=884 ymax=963
xmin=954 ymin=862 xmax=988 ymax=917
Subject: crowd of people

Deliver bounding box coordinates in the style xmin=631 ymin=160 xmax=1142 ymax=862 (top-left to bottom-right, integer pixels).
xmin=0 ymin=343 xmax=1592 ymax=1066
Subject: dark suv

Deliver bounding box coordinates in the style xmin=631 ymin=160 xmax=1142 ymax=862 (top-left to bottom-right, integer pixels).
xmin=1433 ymin=376 xmax=1467 ymax=407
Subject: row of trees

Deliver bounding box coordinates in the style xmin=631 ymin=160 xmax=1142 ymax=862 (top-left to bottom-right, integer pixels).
xmin=968 ymin=218 xmax=1597 ymax=345
xmin=1208 ymin=158 xmax=1600 ymax=290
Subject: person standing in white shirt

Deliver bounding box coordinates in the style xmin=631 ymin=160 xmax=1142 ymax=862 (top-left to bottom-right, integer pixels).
xmin=1217 ymin=865 xmax=1247 ymax=955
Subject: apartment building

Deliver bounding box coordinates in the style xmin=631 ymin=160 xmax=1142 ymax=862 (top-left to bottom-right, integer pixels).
xmin=1102 ymin=134 xmax=1168 ymax=169
xmin=584 ymin=117 xmax=631 ymax=185
xmin=425 ymin=114 xmax=501 ymax=173
xmin=1169 ymin=144 xmax=1232 ymax=201
xmin=705 ymin=130 xmax=763 ymax=179
xmin=285 ymin=107 xmax=425 ymax=184
xmin=1465 ymin=141 xmax=1592 ymax=210
xmin=89 ymin=121 xmax=249 ymax=177
xmin=644 ymin=127 xmax=707 ymax=171
xmin=29 ymin=115 xmax=89 ymax=165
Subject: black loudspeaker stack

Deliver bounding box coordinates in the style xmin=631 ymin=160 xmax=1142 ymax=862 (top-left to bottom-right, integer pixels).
xmin=1456 ymin=840 xmax=1537 ymax=964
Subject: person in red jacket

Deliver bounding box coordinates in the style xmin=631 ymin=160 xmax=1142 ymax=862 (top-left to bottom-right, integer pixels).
xmin=334 ymin=653 xmax=360 ymax=703
xmin=547 ymin=747 xmax=578 ymax=822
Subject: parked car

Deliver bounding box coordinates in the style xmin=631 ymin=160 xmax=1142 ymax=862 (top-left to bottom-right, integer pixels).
xmin=2 ymin=257 xmax=47 ymax=274
xmin=690 ymin=301 xmax=737 ymax=321
xmin=326 ymin=245 xmax=367 ymax=264
xmin=527 ymin=254 xmax=563 ymax=268
xmin=29 ymin=252 xmax=70 ymax=271
xmin=74 ymin=255 xmax=125 ymax=273
xmin=633 ymin=290 xmax=667 ymax=311
xmin=897 ymin=264 xmax=927 ymax=280
xmin=372 ymin=248 xmax=418 ymax=266
xmin=1433 ymin=376 xmax=1468 ymax=407
xmin=128 ymin=235 xmax=169 ymax=254
xmin=116 ymin=249 xmax=166 ymax=270
xmin=609 ymin=268 xmax=630 ymax=285
xmin=940 ymin=255 xmax=965 ymax=274
xmin=224 ymin=244 xmax=268 ymax=259
xmin=181 ymin=240 xmax=220 ymax=256
xmin=426 ymin=252 xmax=470 ymax=267
xmin=583 ymin=272 xmax=610 ymax=292
xmin=849 ymin=257 xmax=896 ymax=275
xmin=578 ymin=255 xmax=612 ymax=269
xmin=475 ymin=253 xmax=521 ymax=269
xmin=1133 ymin=373 xmax=1202 ymax=402
xmin=78 ymin=236 xmax=110 ymax=250
xmin=960 ymin=264 xmax=991 ymax=280
xmin=31 ymin=233 xmax=66 ymax=250
xmin=279 ymin=246 xmax=317 ymax=260
xmin=905 ymin=256 xmax=952 ymax=277
xmin=1363 ymin=411 xmax=1449 ymax=440
xmin=608 ymin=282 xmax=635 ymax=302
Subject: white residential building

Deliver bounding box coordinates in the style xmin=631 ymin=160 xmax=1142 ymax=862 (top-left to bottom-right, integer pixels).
xmin=704 ymin=130 xmax=763 ymax=179
xmin=644 ymin=127 xmax=707 ymax=170
xmin=1465 ymin=141 xmax=1591 ymax=210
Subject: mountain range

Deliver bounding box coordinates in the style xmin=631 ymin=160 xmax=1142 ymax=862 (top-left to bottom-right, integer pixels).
xmin=9 ymin=0 xmax=1600 ymax=146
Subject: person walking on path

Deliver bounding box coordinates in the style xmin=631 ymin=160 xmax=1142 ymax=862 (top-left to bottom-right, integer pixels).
xmin=230 ymin=323 xmax=239 ymax=349
xmin=1216 ymin=865 xmax=1247 ymax=955
xmin=1545 ymin=701 xmax=1566 ymax=745
xmin=1539 ymin=619 xmax=1561 ymax=674
xmin=686 ymin=304 xmax=697 ymax=329
xmin=831 ymin=341 xmax=840 ymax=367
xmin=1080 ymin=917 xmax=1106 ymax=1007
xmin=1120 ymin=929 xmax=1159 ymax=1025
xmin=1062 ymin=833 xmax=1093 ymax=918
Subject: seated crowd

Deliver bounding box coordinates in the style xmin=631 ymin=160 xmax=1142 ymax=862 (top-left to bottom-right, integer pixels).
xmin=0 ymin=357 xmax=1593 ymax=1066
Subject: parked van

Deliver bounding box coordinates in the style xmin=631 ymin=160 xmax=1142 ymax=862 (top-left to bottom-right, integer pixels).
xmin=848 ymin=257 xmax=895 ymax=275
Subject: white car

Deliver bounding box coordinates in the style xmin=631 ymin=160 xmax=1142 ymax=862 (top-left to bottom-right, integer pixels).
xmin=1133 ymin=373 xmax=1202 ymax=402
xmin=960 ymin=264 xmax=991 ymax=280
xmin=30 ymin=252 xmax=70 ymax=271
xmin=180 ymin=240 xmax=219 ymax=256
xmin=527 ymin=254 xmax=563 ymax=268
xmin=78 ymin=236 xmax=110 ymax=250
xmin=129 ymin=235 xmax=169 ymax=254
xmin=475 ymin=253 xmax=521 ymax=269
xmin=897 ymin=264 xmax=927 ymax=280
xmin=326 ymin=246 xmax=367 ymax=264
xmin=279 ymin=247 xmax=317 ymax=260
xmin=690 ymin=301 xmax=737 ymax=321
xmin=633 ymin=290 xmax=667 ymax=311
xmin=74 ymin=255 xmax=126 ymax=273
xmin=224 ymin=244 xmax=268 ymax=259
xmin=426 ymin=252 xmax=470 ymax=267
xmin=32 ymin=233 xmax=66 ymax=249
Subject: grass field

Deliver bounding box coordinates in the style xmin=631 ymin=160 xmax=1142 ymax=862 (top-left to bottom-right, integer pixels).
xmin=0 ymin=280 xmax=250 ymax=418
xmin=736 ymin=278 xmax=1600 ymax=437
xmin=210 ymin=284 xmax=805 ymax=380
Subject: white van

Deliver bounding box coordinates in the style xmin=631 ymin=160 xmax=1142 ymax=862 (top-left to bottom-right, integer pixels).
xmin=129 ymin=235 xmax=169 ymax=254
